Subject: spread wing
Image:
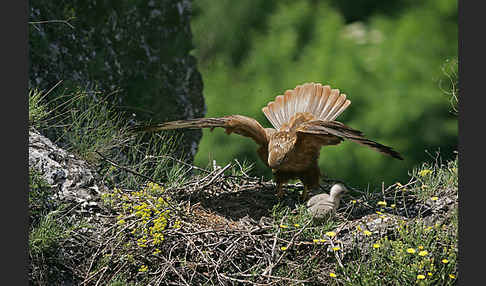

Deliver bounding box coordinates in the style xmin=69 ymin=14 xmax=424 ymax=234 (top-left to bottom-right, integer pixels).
xmin=296 ymin=120 xmax=403 ymax=160
xmin=129 ymin=115 xmax=272 ymax=147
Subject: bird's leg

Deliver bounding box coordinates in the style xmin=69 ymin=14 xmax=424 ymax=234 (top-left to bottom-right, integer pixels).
xmin=276 ymin=182 xmax=285 ymax=198
xmin=300 ymin=165 xmax=320 ymax=201
xmin=302 ymin=186 xmax=310 ymax=201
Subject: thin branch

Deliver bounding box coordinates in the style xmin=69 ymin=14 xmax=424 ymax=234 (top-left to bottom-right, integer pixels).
xmin=29 ymin=17 xmax=75 ymax=29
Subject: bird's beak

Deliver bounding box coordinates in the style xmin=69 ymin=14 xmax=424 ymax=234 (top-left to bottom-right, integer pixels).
xmin=268 ymin=151 xmax=285 ymax=169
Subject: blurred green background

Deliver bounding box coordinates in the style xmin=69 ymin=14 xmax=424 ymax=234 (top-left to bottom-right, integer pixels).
xmin=190 ymin=0 xmax=457 ymax=189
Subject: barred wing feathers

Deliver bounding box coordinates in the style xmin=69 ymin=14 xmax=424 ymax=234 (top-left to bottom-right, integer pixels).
xmin=129 ymin=115 xmax=271 ymax=147
xmin=297 ymin=120 xmax=403 ymax=160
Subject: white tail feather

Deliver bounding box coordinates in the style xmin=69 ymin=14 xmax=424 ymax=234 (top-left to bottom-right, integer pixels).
xmin=262 ymin=82 xmax=351 ymax=129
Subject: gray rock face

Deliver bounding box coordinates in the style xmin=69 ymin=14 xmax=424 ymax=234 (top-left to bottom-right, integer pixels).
xmin=29 ymin=129 xmax=102 ymax=208
xmin=29 ymin=0 xmax=205 ymax=160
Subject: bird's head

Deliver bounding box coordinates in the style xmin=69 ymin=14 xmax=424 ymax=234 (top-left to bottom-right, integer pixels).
xmin=267 ymin=131 xmax=297 ymax=168
xmin=329 ymin=183 xmax=348 ymax=201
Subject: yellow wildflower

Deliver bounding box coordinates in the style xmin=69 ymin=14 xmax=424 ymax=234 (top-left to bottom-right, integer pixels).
xmin=391 ymin=204 xmax=396 ymax=208
xmin=325 ymin=231 xmax=336 ymax=237
xmin=418 ymin=169 xmax=432 ymax=177
xmin=329 ymin=273 xmax=337 ymax=278
xmin=294 ymin=223 xmax=301 ymax=227
xmin=406 ymin=248 xmax=416 ymax=254
xmin=428 ymin=272 xmax=433 ymax=276
xmin=430 ymin=196 xmax=438 ymax=201
xmin=418 ymin=250 xmax=428 ymax=256
xmin=138 ymin=265 xmax=148 ymax=272
xmin=418 ymin=246 xmax=424 ymax=250
xmin=373 ymin=243 xmax=380 ymax=249
xmin=377 ymin=201 xmax=387 ymax=206
xmin=279 ymin=224 xmax=289 ymax=229
xmin=363 ymin=230 xmax=372 ymax=236
xmin=332 ymin=246 xmax=341 ymax=251
xmin=280 ymin=246 xmax=288 ymax=251
xmin=313 ymin=239 xmax=320 ymax=244
xmin=351 ymin=200 xmax=357 ymax=204
xmin=442 ymin=259 xmax=449 ymax=264
xmin=319 ymin=239 xmax=326 ymax=243
xmin=417 ymin=274 xmax=425 ymax=280
xmin=449 ymin=274 xmax=456 ymax=279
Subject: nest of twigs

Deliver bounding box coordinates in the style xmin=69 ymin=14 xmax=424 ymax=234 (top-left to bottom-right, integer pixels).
xmin=52 ymin=158 xmax=455 ymax=286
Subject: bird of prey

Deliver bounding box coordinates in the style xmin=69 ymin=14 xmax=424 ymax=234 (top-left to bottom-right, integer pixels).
xmin=130 ymin=82 xmax=403 ymax=199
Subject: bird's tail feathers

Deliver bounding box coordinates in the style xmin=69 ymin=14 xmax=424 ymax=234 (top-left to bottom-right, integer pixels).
xmin=262 ymin=82 xmax=351 ymax=129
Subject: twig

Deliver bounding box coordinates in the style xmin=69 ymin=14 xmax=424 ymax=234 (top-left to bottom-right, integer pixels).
xmin=29 ymin=17 xmax=75 ymax=29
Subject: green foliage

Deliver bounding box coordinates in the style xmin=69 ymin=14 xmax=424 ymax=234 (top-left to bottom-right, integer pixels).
xmin=31 ymin=84 xmax=187 ymax=191
xmin=29 ymin=211 xmax=69 ymax=257
xmin=29 ymin=89 xmax=49 ymax=129
xmin=28 ymin=198 xmax=73 ymax=284
xmin=329 ymin=155 xmax=457 ymax=285
xmin=191 ymin=0 xmax=457 ymax=189
xmin=47 ymin=87 xmax=130 ymax=164
xmin=29 ymin=169 xmax=56 ymax=226
xmin=28 ymin=169 xmax=77 ymax=285
xmin=410 ymin=153 xmax=458 ymax=201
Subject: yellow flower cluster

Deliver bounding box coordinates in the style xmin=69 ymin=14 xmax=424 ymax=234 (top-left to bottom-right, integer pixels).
xmin=138 ymin=265 xmax=148 ymax=272
xmin=105 ymin=182 xmax=181 ymax=255
xmin=325 ymin=231 xmax=336 ymax=238
xmin=418 ymin=169 xmax=432 ymax=177
xmin=313 ymin=238 xmax=326 ymax=244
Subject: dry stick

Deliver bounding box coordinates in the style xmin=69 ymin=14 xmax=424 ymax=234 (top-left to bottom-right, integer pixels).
xmin=80 ymin=266 xmax=108 ymax=285
xmin=220 ymin=274 xmax=268 ymax=286
xmin=233 ymin=159 xmax=252 ymax=179
xmin=29 ymin=18 xmax=75 ymax=29
xmin=240 ymin=273 xmax=311 ymax=284
xmin=84 ymin=243 xmax=105 ymax=281
xmin=270 ymin=218 xmax=313 ymax=277
xmin=107 ymin=261 xmax=128 ymax=285
xmin=262 ymin=215 xmax=286 ymax=277
xmin=328 ymin=239 xmax=350 ymax=282
xmin=149 ymin=154 xmax=212 ymax=174
xmin=94 ymin=265 xmax=110 ymax=286
xmin=199 ymin=163 xmax=232 ymax=191
xmin=158 ymin=255 xmax=191 ymax=286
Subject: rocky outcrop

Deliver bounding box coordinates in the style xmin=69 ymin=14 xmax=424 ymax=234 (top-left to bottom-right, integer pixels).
xmin=29 ymin=128 xmax=102 ymax=209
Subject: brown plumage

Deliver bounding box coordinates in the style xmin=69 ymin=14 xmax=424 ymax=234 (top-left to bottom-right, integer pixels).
xmin=130 ymin=82 xmax=403 ymax=199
